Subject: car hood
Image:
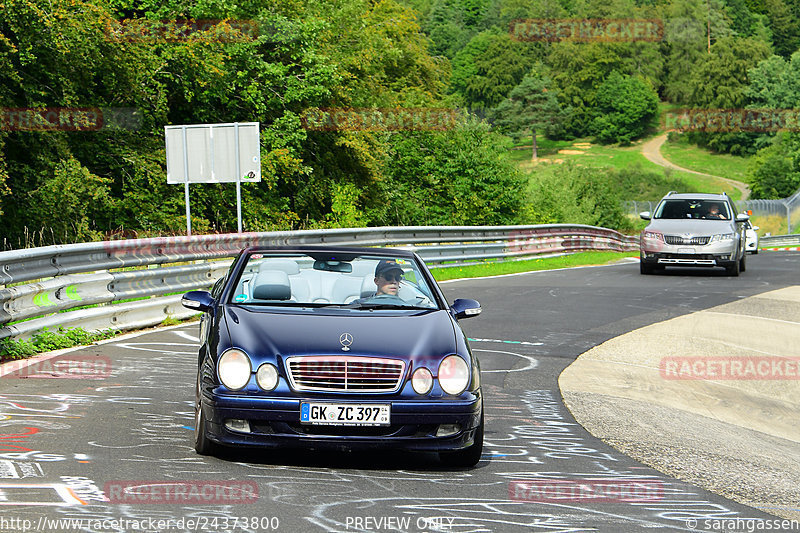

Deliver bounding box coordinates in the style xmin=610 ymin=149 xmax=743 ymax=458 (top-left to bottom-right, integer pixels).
xmin=222 ymin=306 xmax=458 ymax=364
xmin=646 ymin=219 xmax=736 ymax=234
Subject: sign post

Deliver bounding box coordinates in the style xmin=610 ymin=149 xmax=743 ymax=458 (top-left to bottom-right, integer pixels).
xmin=165 ymin=122 xmax=261 ymax=235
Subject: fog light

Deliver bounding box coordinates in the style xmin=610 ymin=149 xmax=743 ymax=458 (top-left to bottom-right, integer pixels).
xmin=224 ymin=419 xmax=251 ymax=433
xmin=436 ymin=424 xmax=461 ymax=437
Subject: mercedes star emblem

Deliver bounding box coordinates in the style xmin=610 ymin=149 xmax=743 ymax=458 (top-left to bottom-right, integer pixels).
xmin=339 ymin=332 xmax=353 ymax=351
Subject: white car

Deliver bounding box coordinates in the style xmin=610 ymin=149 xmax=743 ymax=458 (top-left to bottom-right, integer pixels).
xmin=744 ymin=220 xmax=759 ymax=254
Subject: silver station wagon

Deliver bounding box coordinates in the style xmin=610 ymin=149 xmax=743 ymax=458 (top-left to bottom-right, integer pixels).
xmin=639 ymin=192 xmax=750 ymax=276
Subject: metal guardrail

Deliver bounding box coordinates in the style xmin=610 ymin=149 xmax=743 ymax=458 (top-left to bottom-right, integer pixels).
xmin=0 ymin=225 xmax=637 ymax=342
xmin=760 ymin=234 xmax=800 ymax=247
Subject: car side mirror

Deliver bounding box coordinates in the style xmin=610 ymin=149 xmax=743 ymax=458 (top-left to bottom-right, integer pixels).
xmin=736 ymin=214 xmax=750 ymax=222
xmin=753 ymin=225 xmax=760 ymax=231
xmin=182 ymin=290 xmax=215 ymax=312
xmin=452 ymin=298 xmax=481 ymax=319
xmin=639 ymin=211 xmax=651 ymax=220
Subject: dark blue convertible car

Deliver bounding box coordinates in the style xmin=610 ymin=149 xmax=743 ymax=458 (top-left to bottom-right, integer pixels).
xmin=181 ymin=246 xmax=484 ymax=466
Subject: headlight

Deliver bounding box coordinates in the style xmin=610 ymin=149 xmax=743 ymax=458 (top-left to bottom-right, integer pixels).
xmin=438 ymin=355 xmax=469 ymax=395
xmin=710 ymin=233 xmax=735 ymax=242
xmin=256 ymin=363 xmax=279 ymax=391
xmin=643 ymin=231 xmax=663 ymax=241
xmin=218 ymin=349 xmax=251 ymax=390
xmin=411 ymin=367 xmax=433 ymax=395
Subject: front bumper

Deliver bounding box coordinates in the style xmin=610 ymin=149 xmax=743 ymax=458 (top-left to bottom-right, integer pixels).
xmin=640 ymin=240 xmax=739 ymax=267
xmin=200 ymin=392 xmax=483 ymax=452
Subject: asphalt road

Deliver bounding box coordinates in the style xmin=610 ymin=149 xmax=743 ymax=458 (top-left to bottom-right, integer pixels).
xmin=1 ymin=252 xmax=798 ymax=533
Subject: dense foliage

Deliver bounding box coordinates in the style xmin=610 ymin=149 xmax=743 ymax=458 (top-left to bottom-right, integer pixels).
xmin=0 ymin=0 xmax=524 ymax=247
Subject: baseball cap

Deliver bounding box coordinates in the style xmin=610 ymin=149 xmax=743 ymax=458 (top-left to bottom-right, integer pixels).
xmin=375 ymin=259 xmax=404 ymax=277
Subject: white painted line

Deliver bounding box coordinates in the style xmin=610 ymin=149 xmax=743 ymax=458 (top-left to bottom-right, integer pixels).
xmin=473 ymin=348 xmax=538 ymax=373
xmin=704 ymin=311 xmax=800 ymax=326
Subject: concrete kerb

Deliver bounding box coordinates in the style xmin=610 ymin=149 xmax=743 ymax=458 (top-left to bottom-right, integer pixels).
xmin=558 ymin=285 xmax=800 ymax=520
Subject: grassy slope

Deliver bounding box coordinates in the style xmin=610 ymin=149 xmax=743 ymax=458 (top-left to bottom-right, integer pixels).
xmin=659 ymin=136 xmax=752 ymax=184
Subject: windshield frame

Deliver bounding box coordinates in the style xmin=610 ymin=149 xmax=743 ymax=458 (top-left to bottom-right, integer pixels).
xmin=221 ymin=248 xmax=447 ymax=311
xmin=653 ymin=199 xmax=733 ymax=221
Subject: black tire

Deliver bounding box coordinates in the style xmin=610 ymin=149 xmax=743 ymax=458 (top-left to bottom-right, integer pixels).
xmin=640 ymin=261 xmax=654 ymax=275
xmin=753 ymin=248 xmax=759 ymax=255
xmin=739 ymin=253 xmax=746 ymax=272
xmin=440 ymin=409 xmax=484 ymax=468
xmin=194 ymin=375 xmax=218 ymax=456
xmin=726 ymin=259 xmax=740 ymax=277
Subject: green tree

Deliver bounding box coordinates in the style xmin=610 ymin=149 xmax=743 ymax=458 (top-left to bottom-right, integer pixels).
xmin=382 ymin=118 xmax=526 ymax=225
xmin=663 ymin=0 xmax=733 ymax=103
xmin=591 ymin=71 xmax=658 ymax=144
xmin=491 ymin=71 xmax=566 ymax=159
xmin=423 ymin=0 xmax=491 ymax=59
xmin=747 ymin=133 xmax=800 ymax=198
xmin=548 ymin=40 xmax=661 ymax=135
xmin=763 ymin=0 xmax=800 ymax=57
xmin=686 ymin=35 xmax=772 ymax=154
xmin=456 ymin=32 xmax=541 ymax=110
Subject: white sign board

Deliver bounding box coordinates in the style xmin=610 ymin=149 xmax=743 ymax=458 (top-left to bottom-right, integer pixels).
xmin=165 ymin=122 xmax=261 ymax=184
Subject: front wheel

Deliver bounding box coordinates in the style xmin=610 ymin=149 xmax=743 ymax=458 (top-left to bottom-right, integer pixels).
xmin=726 ymin=259 xmax=740 ymax=277
xmin=640 ymin=261 xmax=655 ymax=275
xmin=194 ymin=375 xmax=218 ymax=456
xmin=739 ymin=253 xmax=746 ymax=273
xmin=440 ymin=410 xmax=484 ymax=467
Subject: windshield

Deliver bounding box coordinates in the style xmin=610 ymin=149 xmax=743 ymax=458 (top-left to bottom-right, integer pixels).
xmin=654 ymin=199 xmax=731 ymax=220
xmin=228 ymin=252 xmax=439 ymax=309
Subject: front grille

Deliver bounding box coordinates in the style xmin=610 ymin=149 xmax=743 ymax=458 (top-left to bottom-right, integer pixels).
xmin=285 ymin=356 xmax=405 ymax=392
xmin=664 ymin=235 xmax=710 ymax=245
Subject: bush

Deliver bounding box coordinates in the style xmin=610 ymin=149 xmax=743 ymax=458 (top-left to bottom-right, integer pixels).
xmin=590 ymin=72 xmax=658 ymax=145
xmin=0 ymin=327 xmax=120 ymax=362
xmin=524 ymin=162 xmax=634 ymax=231
xmin=747 ymin=133 xmax=800 ymax=199
xmin=381 ymin=117 xmax=527 ymax=225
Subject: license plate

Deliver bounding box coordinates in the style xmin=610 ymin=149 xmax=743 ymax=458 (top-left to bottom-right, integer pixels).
xmin=677 ymin=247 xmax=695 ymax=253
xmin=300 ymin=403 xmax=390 ymax=426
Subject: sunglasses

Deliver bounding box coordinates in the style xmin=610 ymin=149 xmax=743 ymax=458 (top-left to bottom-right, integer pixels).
xmin=381 ymin=273 xmax=403 ymax=282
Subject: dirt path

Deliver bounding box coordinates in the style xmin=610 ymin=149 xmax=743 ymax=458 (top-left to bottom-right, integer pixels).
xmin=641 ymin=134 xmax=751 ymax=200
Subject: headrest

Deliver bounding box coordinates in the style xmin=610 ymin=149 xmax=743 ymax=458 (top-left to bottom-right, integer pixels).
xmin=360 ymin=275 xmax=377 ymax=298
xmin=258 ymin=259 xmax=300 ymax=275
xmin=252 ymin=270 xmax=291 ymax=300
